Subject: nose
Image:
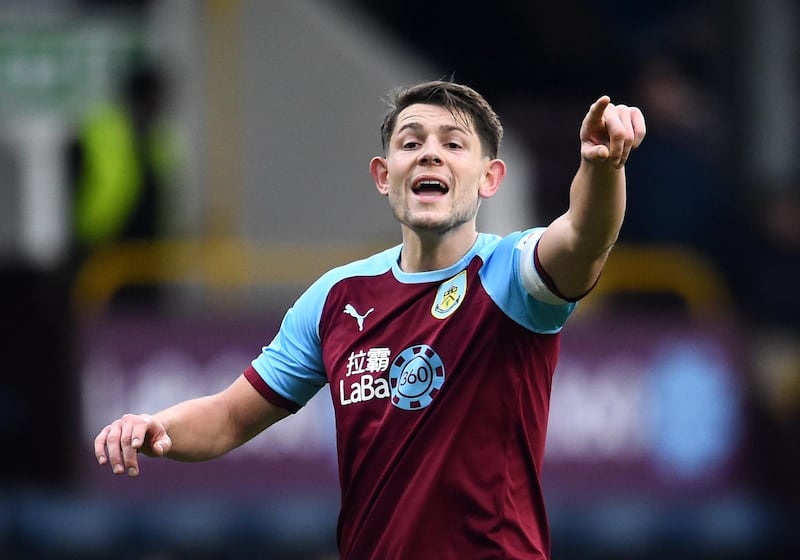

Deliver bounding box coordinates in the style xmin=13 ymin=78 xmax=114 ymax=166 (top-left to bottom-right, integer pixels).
xmin=418 ymin=142 xmax=443 ymax=166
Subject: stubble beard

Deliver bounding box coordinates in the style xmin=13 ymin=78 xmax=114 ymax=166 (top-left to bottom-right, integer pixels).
xmin=391 ymin=197 xmax=480 ymax=236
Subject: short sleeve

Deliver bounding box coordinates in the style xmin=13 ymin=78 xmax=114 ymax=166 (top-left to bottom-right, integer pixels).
xmin=517 ymin=228 xmax=571 ymax=305
xmin=479 ymin=229 xmax=576 ymax=334
xmin=250 ymin=280 xmax=330 ymax=408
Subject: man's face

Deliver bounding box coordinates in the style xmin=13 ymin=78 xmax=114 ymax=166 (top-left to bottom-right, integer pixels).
xmin=371 ymin=103 xmax=500 ymax=235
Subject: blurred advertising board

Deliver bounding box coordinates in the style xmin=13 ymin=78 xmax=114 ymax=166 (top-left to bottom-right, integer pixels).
xmin=78 ymin=313 xmax=339 ymax=500
xmin=79 ymin=311 xmax=745 ymax=502
xmin=546 ymin=312 xmax=744 ymax=501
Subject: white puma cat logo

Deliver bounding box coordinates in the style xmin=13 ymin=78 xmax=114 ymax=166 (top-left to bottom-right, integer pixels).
xmin=343 ymin=304 xmax=374 ymax=332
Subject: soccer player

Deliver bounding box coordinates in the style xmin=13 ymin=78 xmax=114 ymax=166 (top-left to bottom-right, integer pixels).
xmin=95 ymin=80 xmax=645 ymax=558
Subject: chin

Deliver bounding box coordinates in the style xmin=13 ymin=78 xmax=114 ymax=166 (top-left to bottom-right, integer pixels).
xmin=408 ymin=219 xmax=461 ymax=236
xmin=403 ymin=212 xmax=449 ymax=229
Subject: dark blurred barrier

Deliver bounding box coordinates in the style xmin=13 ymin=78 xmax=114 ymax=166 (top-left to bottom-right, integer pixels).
xmin=0 ymin=263 xmax=78 ymax=488
xmin=0 ymin=490 xmax=340 ymax=560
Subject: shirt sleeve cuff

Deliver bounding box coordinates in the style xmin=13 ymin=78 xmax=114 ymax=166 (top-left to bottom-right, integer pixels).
xmin=518 ymin=229 xmax=597 ymax=303
xmin=243 ymin=365 xmax=301 ymax=414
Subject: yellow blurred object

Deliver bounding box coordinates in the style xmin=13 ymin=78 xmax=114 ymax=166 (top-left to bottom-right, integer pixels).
xmin=73 ymin=240 xmax=732 ymax=319
xmin=580 ymin=243 xmax=733 ymax=317
xmin=72 ymin=238 xmax=385 ymax=312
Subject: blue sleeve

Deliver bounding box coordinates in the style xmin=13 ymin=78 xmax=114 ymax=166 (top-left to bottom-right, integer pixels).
xmin=251 ymin=277 xmax=331 ymax=407
xmin=479 ymin=229 xmax=576 ymax=334
xmin=249 ymin=248 xmax=398 ymax=407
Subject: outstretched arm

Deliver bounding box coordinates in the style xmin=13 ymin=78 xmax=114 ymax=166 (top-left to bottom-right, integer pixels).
xmin=94 ymin=374 xmax=290 ymax=477
xmin=537 ymin=96 xmax=646 ymax=299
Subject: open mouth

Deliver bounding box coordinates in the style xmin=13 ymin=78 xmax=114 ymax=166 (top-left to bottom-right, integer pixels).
xmin=412 ymin=179 xmax=450 ymax=196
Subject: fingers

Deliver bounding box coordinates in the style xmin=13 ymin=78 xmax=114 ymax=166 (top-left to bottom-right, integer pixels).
xmin=120 ymin=419 xmax=140 ymax=476
xmin=586 ymin=95 xmax=611 ymax=125
xmin=630 ymin=106 xmax=647 ymax=148
xmin=97 ymin=419 xmax=127 ymax=475
xmin=130 ymin=420 xmax=151 ymax=453
xmin=582 ymin=96 xmax=646 ymax=168
xmin=95 ymin=413 xmax=150 ymax=477
xmin=605 ymin=103 xmax=635 ymax=168
xmin=94 ymin=425 xmax=111 ymax=465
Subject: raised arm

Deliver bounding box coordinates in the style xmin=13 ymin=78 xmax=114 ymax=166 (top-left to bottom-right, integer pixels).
xmin=536 ymin=96 xmax=646 ymax=299
xmin=94 ymin=374 xmax=290 ymax=477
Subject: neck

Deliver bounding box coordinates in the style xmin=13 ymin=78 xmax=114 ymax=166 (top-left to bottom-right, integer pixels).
xmin=398 ymin=226 xmax=479 ymax=272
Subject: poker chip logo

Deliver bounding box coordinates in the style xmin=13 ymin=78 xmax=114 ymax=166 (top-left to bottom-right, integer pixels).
xmin=389 ymin=344 xmax=445 ymax=410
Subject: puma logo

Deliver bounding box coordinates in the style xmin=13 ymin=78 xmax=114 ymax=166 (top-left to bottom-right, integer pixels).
xmin=343 ymin=304 xmax=374 ymax=332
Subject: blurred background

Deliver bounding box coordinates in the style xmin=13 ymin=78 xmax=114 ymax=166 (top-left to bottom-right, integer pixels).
xmin=0 ymin=0 xmax=798 ymax=558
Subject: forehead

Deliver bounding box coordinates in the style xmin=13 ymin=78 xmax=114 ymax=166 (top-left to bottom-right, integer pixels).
xmin=394 ymin=103 xmax=475 ymax=135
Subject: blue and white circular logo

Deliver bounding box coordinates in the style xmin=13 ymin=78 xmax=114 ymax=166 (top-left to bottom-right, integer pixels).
xmin=644 ymin=342 xmax=741 ymax=480
xmin=389 ymin=344 xmax=445 ymax=410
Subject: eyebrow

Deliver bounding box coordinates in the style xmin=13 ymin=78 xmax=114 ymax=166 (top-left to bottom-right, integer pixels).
xmin=396 ymin=122 xmax=470 ymax=136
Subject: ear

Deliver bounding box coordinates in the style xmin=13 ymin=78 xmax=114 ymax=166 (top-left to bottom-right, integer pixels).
xmin=370 ymin=156 xmax=390 ymax=196
xmin=478 ymin=159 xmax=506 ymax=199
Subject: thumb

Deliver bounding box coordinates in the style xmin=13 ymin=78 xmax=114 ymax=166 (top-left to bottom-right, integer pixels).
xmin=583 ymin=144 xmax=610 ymax=163
xmin=152 ymin=434 xmax=173 ymax=456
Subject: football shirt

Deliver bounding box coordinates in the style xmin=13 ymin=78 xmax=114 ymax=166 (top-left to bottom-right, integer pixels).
xmin=247 ymin=228 xmax=575 ymax=559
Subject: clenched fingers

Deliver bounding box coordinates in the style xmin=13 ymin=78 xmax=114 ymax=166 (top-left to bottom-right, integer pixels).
xmin=581 ymin=96 xmax=646 ymax=167
xmin=604 ymin=103 xmax=646 ymax=168
xmin=605 ymin=104 xmax=633 ymax=168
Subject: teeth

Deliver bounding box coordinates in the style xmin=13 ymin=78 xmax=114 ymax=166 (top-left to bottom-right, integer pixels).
xmin=414 ymin=180 xmax=446 ymax=191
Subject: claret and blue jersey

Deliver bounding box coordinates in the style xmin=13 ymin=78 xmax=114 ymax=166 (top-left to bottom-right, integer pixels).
xmin=245 ymin=227 xmax=576 ymax=559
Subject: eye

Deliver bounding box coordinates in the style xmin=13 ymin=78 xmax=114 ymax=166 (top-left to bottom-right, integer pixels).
xmin=445 ymin=142 xmax=462 ymax=149
xmin=402 ymin=141 xmax=421 ymax=150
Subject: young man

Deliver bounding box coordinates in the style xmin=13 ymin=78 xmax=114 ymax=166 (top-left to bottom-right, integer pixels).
xmin=95 ymin=81 xmax=645 ymax=558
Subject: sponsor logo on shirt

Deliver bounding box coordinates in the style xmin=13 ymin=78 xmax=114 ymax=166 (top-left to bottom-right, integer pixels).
xmin=389 ymin=344 xmax=445 ymax=410
xmin=339 ymin=345 xmax=446 ymax=410
xmin=340 ymin=347 xmax=392 ymax=406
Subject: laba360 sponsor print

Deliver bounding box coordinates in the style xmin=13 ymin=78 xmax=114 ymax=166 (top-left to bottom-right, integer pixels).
xmin=340 ymin=344 xmax=445 ymax=411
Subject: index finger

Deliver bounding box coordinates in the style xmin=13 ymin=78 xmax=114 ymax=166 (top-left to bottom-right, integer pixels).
xmin=94 ymin=425 xmax=111 ymax=465
xmin=587 ymin=95 xmax=611 ymax=124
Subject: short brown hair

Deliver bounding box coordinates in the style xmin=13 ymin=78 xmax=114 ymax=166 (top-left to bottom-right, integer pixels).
xmin=379 ymin=80 xmax=504 ymax=159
